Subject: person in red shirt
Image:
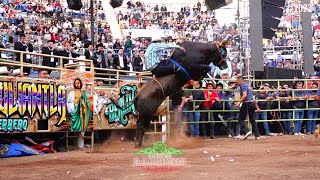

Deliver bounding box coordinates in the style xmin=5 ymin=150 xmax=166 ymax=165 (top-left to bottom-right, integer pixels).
xmin=201 ymin=81 xmax=220 ymax=139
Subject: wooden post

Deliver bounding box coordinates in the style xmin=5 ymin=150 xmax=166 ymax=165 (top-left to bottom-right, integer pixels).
xmin=20 ymin=52 xmax=24 ymax=76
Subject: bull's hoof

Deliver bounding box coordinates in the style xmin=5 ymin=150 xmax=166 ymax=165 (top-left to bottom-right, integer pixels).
xmin=134 ymin=142 xmax=143 ymax=148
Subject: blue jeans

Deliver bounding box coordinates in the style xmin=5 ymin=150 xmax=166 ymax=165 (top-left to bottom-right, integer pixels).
xmin=256 ymin=111 xmax=270 ymax=134
xmin=307 ymin=110 xmax=318 ymax=133
xmin=126 ymin=48 xmax=132 ymax=59
xmin=282 ymin=111 xmax=293 ymax=133
xmin=188 ymin=112 xmax=200 ymax=136
xmin=294 ymin=110 xmax=304 ymax=133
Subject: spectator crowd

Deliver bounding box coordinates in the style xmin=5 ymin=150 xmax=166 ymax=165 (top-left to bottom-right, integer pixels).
xmin=178 ymin=74 xmax=320 ymax=139
xmin=0 ymin=0 xmax=242 ymax=78
xmin=264 ymin=0 xmax=320 ymax=76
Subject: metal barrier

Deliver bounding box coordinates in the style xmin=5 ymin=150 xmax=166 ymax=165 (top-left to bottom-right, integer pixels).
xmin=175 ymin=78 xmax=320 ymax=136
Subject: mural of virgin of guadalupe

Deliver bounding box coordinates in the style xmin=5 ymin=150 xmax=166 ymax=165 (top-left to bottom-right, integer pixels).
xmin=67 ymin=78 xmax=91 ymax=132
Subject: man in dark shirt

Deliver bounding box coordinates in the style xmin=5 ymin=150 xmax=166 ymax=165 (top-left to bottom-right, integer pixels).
xmin=235 ymin=76 xmax=260 ymax=140
xmin=41 ymin=40 xmax=60 ymax=73
xmin=124 ymin=36 xmax=132 ymax=60
xmin=293 ymin=81 xmax=308 ymax=135
xmin=255 ymin=90 xmax=274 ymax=136
xmin=14 ymin=34 xmax=33 ymax=75
xmin=315 ymin=87 xmax=320 ymax=137
xmin=186 ymin=81 xmax=204 ymax=137
xmin=276 ymin=86 xmax=293 ymax=135
xmin=306 ymin=82 xmax=319 ymax=134
xmin=133 ymin=50 xmax=145 ymax=72
xmin=84 ymin=44 xmax=95 ymax=61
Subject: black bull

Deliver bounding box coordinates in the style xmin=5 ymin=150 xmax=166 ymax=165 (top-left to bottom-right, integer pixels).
xmin=121 ymin=41 xmax=228 ymax=147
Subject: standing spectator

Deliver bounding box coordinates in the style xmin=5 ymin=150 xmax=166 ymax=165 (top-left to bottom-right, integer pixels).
xmin=226 ymin=79 xmax=241 ymax=139
xmin=124 ymin=36 xmax=132 ymax=60
xmin=84 ymin=44 xmax=94 ymax=60
xmin=255 ymin=89 xmax=274 ymax=136
xmin=293 ymin=81 xmax=308 ymax=135
xmin=59 ymin=42 xmax=79 ymax=66
xmin=276 ymin=85 xmax=293 ymax=135
xmin=41 ymin=40 xmax=60 ymax=74
xmin=93 ymin=43 xmax=108 ymax=76
xmin=306 ymin=82 xmax=319 ymax=135
xmin=187 ymin=81 xmax=203 ymax=137
xmin=235 ymin=76 xmax=260 ymax=140
xmin=14 ymin=34 xmax=33 ymax=75
xmin=215 ymin=82 xmax=234 ymax=137
xmin=201 ymin=81 xmax=219 ymax=139
xmin=133 ymin=50 xmax=145 ymax=72
xmin=114 ymin=48 xmax=128 ymax=71
xmin=106 ymin=50 xmax=115 ymax=69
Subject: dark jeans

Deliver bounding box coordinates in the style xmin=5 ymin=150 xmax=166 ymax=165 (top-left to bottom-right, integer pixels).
xmin=201 ymin=107 xmax=215 ymax=137
xmin=282 ymin=111 xmax=293 ymax=134
xmin=226 ymin=105 xmax=240 ymax=136
xmin=151 ymin=61 xmax=175 ymax=77
xmin=238 ymin=102 xmax=260 ymax=137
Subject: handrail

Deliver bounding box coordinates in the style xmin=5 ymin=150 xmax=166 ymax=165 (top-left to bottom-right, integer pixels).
xmin=177 ymin=78 xmax=320 ymax=128
xmin=0 ymin=48 xmax=91 ymax=63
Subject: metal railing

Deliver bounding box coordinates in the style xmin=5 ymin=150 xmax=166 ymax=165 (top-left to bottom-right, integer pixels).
xmin=172 ymin=78 xmax=320 ymax=135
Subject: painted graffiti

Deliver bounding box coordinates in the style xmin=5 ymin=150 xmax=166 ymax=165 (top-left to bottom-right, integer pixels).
xmin=0 ymin=81 xmax=67 ymax=132
xmin=0 ymin=118 xmax=28 ymax=132
xmin=105 ymin=85 xmax=137 ymax=126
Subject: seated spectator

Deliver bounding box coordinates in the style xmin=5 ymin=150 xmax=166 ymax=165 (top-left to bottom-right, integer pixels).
xmin=314 ymin=60 xmax=320 ymax=76
xmin=37 ymin=69 xmax=49 ymax=79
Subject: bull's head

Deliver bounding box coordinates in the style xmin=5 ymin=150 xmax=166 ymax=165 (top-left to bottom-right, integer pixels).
xmin=173 ymin=41 xmax=229 ymax=81
xmin=210 ymin=40 xmax=230 ymax=70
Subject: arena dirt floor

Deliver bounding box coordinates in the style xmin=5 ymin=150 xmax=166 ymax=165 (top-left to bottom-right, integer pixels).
xmin=1 ymin=133 xmax=320 ymax=180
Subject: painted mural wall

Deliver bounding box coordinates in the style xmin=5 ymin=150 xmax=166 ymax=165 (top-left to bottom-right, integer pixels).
xmin=0 ymin=73 xmax=144 ymax=133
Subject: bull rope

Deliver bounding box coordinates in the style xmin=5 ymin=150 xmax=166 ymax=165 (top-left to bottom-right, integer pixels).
xmin=153 ymin=77 xmax=166 ymax=98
